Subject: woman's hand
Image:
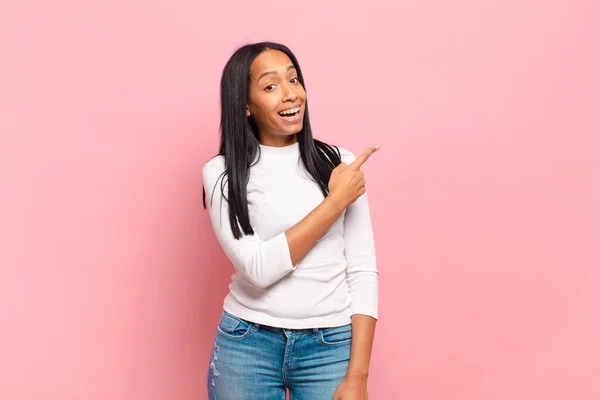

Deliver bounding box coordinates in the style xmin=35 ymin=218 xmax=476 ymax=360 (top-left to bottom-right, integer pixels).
xmin=332 ymin=375 xmax=369 ymax=400
xmin=328 ymin=145 xmax=379 ymax=209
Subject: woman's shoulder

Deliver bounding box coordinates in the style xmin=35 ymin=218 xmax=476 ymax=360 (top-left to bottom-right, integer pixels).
xmin=202 ymin=155 xmax=226 ymax=187
xmin=203 ymin=155 xmax=226 ymax=172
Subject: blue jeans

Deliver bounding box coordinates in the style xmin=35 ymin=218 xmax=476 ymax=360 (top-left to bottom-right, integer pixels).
xmin=207 ymin=311 xmax=351 ymax=400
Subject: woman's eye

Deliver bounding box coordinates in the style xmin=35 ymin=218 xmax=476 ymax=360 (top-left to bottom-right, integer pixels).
xmin=265 ymin=84 xmax=276 ymax=91
xmin=290 ymin=78 xmax=299 ymax=84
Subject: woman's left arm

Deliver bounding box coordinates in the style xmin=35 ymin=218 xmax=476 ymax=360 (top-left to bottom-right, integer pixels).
xmin=333 ymin=149 xmax=379 ymax=399
xmin=333 ymin=314 xmax=376 ymax=399
xmin=347 ymin=313 xmax=377 ymax=378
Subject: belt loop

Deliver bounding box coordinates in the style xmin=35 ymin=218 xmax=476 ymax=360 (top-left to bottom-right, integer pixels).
xmin=252 ymin=323 xmax=260 ymax=333
xmin=312 ymin=328 xmax=319 ymax=338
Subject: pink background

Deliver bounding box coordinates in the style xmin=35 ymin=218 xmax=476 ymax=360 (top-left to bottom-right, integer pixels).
xmin=1 ymin=0 xmax=599 ymax=399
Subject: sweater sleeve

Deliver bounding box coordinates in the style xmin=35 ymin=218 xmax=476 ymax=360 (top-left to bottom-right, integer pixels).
xmin=341 ymin=150 xmax=380 ymax=319
xmin=202 ymin=161 xmax=296 ymax=289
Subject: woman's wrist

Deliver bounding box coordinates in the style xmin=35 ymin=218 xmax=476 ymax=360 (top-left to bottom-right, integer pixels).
xmin=324 ymin=192 xmax=347 ymax=214
xmin=346 ymin=372 xmax=368 ymax=381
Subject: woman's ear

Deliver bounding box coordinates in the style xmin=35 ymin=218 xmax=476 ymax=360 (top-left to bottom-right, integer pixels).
xmin=246 ymin=106 xmax=251 ymax=117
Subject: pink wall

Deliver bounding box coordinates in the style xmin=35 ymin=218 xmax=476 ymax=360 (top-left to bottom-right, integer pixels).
xmin=1 ymin=0 xmax=599 ymax=399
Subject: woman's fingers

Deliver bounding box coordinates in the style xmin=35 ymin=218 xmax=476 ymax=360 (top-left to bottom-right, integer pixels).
xmin=349 ymin=145 xmax=380 ymax=170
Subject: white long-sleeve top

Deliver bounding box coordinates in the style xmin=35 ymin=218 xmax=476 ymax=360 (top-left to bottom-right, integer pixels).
xmin=202 ymin=141 xmax=379 ymax=329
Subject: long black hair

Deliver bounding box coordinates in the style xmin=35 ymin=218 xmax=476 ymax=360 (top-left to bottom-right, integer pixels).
xmin=203 ymin=42 xmax=342 ymax=239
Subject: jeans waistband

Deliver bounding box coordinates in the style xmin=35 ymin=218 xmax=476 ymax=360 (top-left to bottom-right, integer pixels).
xmin=259 ymin=324 xmax=320 ymax=334
xmin=224 ymin=311 xmax=321 ymax=334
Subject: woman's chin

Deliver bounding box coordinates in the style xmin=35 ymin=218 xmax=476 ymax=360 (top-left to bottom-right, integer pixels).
xmin=272 ymin=125 xmax=303 ymax=136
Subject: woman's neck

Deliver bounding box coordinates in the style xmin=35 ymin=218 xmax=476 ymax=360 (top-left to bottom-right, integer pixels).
xmin=258 ymin=133 xmax=298 ymax=148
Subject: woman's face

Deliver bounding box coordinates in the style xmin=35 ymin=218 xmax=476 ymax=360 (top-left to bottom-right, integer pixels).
xmin=247 ymin=49 xmax=306 ymax=146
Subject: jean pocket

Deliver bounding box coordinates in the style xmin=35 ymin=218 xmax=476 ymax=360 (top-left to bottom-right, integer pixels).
xmin=217 ymin=312 xmax=253 ymax=340
xmin=319 ymin=324 xmax=352 ymax=345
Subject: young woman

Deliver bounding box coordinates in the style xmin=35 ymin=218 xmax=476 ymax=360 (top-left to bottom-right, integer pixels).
xmin=202 ymin=42 xmax=380 ymax=400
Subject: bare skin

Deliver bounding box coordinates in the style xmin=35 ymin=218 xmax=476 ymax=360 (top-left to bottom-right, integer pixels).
xmin=247 ymin=49 xmax=379 ymax=399
xmin=247 ymin=49 xmax=305 ymax=147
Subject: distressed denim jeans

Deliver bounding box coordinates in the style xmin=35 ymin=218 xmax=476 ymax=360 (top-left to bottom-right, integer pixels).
xmin=207 ymin=311 xmax=351 ymax=400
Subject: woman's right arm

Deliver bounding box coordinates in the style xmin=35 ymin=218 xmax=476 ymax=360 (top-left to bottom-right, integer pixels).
xmin=202 ymin=146 xmax=378 ymax=289
xmin=285 ymin=146 xmax=379 ymax=265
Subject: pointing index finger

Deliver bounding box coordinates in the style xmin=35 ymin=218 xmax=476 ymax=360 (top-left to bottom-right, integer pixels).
xmin=350 ymin=145 xmax=380 ymax=170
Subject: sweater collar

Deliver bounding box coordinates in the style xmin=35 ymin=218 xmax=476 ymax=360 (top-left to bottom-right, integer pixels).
xmin=258 ymin=141 xmax=300 ymax=156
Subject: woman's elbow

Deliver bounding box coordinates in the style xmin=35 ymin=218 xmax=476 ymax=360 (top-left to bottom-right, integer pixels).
xmin=244 ymin=274 xmax=272 ymax=289
xmin=233 ymin=262 xmax=273 ymax=289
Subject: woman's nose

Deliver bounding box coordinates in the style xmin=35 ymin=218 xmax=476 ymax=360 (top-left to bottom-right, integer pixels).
xmin=282 ymin=82 xmax=298 ymax=102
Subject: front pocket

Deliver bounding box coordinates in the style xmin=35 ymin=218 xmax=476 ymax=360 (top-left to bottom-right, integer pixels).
xmin=319 ymin=324 xmax=352 ymax=345
xmin=217 ymin=313 xmax=252 ymax=340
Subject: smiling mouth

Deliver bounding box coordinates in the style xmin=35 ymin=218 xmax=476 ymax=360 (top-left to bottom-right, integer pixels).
xmin=278 ymin=106 xmax=301 ymax=118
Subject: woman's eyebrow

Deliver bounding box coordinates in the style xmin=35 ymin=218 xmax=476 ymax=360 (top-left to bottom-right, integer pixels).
xmin=257 ymin=65 xmax=296 ymax=82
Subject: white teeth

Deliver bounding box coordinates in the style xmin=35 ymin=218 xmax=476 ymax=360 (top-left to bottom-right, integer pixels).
xmin=279 ymin=107 xmax=300 ymax=116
